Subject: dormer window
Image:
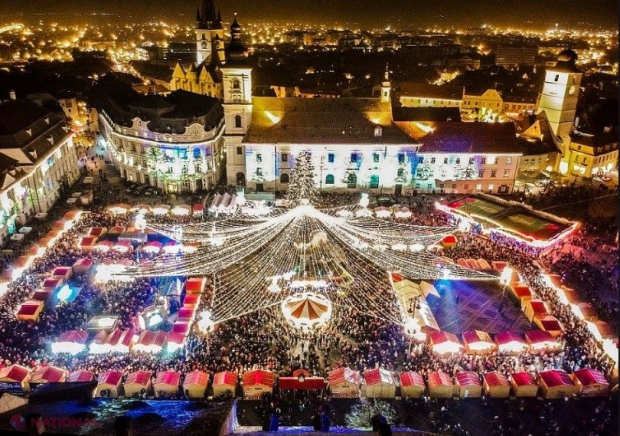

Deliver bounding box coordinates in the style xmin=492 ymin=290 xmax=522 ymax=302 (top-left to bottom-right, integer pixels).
xmin=26 ymin=129 xmax=32 ymax=136
xmin=44 ymin=117 xmax=49 ymax=124
xmin=374 ymin=126 xmax=382 ymax=137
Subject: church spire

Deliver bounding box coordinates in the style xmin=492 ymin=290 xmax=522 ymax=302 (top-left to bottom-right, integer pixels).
xmin=200 ymin=0 xmax=218 ymax=29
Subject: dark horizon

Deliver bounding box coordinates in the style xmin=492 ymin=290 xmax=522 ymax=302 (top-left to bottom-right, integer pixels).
xmin=0 ymin=0 xmax=618 ymax=30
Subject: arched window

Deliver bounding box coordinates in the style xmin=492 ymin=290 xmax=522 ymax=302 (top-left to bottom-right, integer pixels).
xmin=369 ymin=174 xmax=379 ymax=188
xmin=232 ymin=78 xmax=240 ymax=90
xmin=235 ymin=115 xmax=242 ymax=128
xmin=280 ymin=173 xmax=289 ymax=183
xmin=325 ymin=174 xmax=335 ymax=185
xmin=347 ymin=173 xmax=357 ymax=188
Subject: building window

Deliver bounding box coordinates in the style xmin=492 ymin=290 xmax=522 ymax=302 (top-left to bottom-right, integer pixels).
xmin=476 ymin=184 xmax=482 ymax=190
xmin=481 ymin=157 xmax=486 ymax=164
xmin=455 ymin=158 xmax=460 ymax=164
xmin=347 ymin=173 xmax=357 ymax=188
xmin=256 ymin=154 xmax=262 ymax=163
xmin=193 ymin=148 xmax=201 ymax=159
xmin=443 ymin=158 xmax=448 ymax=164
xmin=503 ymin=170 xmax=509 ymax=178
xmin=464 ymin=184 xmax=469 ymax=190
xmin=256 ymin=168 xmax=263 ymax=177
xmin=369 ymin=174 xmax=379 ymax=188
xmin=236 ymin=147 xmax=243 ymax=155
xmin=451 ymin=184 xmax=457 ymax=189
xmin=373 ymin=153 xmax=380 ymax=163
xmin=506 ymin=157 xmax=512 ymax=164
xmin=397 ymin=168 xmax=405 ymax=179
xmin=351 ymin=153 xmax=358 ymax=163
xmin=554 ymin=74 xmax=559 ymax=82
xmin=398 ymin=153 xmax=405 ymax=164
xmin=281 ymin=153 xmax=288 ymax=162
xmin=478 ymin=170 xmax=484 ymax=178
xmin=418 ymin=157 xmax=424 ymax=163
xmin=232 ymin=78 xmax=240 ymax=90
xmin=469 ymin=158 xmax=474 ymax=164
xmin=325 ymin=174 xmax=335 ymax=185
xmin=488 ymin=184 xmax=494 ymax=191
xmin=280 ymin=173 xmax=289 ymax=183
xmin=491 ymin=170 xmax=497 ymax=178
xmin=235 ymin=115 xmax=242 ymax=128
xmin=430 ymin=157 xmax=436 ymax=164
xmin=427 ymin=184 xmax=433 ymax=189
xmin=523 ymin=159 xmax=528 ymax=164
xmin=328 ymin=153 xmax=335 ymax=163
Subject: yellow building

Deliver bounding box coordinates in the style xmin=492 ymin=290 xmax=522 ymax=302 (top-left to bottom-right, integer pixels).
xmin=462 ymin=89 xmax=504 ymax=121
xmin=568 ymin=130 xmax=618 ymax=178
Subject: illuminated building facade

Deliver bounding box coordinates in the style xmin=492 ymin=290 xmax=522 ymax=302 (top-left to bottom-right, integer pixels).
xmin=98 ymin=90 xmax=226 ymax=193
xmin=0 ymin=98 xmax=79 ymax=244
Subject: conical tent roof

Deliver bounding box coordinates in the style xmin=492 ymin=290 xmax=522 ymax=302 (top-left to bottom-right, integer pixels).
xmin=286 ymin=294 xmax=329 ymax=321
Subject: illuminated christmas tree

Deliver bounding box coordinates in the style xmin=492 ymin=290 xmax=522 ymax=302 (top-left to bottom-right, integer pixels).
xmin=285 ymin=150 xmax=319 ymax=206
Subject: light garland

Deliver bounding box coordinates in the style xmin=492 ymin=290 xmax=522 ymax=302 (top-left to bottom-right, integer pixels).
xmin=123 ymin=202 xmax=495 ymax=325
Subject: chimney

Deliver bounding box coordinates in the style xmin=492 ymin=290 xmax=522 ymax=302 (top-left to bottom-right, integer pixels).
xmin=9 ymin=90 xmax=16 ymax=100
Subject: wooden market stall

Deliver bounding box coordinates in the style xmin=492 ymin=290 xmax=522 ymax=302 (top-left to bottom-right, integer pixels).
xmin=495 ymin=331 xmax=528 ymax=354
xmin=454 ymin=371 xmax=482 ymax=398
xmin=522 ymin=299 xmax=549 ymax=322
xmin=534 ymin=316 xmax=564 ymax=338
xmin=16 ymin=301 xmax=44 ymax=321
xmin=95 ymin=370 xmax=124 ymax=398
xmin=242 ymin=369 xmax=274 ymax=399
xmin=0 ymin=365 xmax=31 ymax=393
xmin=123 ymin=370 xmax=152 ymax=398
xmin=570 ymin=369 xmax=610 ymax=397
xmin=427 ymin=371 xmax=453 ymax=399
xmin=183 ymin=370 xmax=209 ymax=399
xmin=328 ymin=368 xmax=361 ymax=398
xmin=67 ymin=370 xmax=94 ymax=383
xmin=212 ymin=371 xmax=238 ymax=398
xmin=538 ymin=370 xmax=579 ymax=399
xmin=482 ymin=372 xmax=511 ymax=398
xmin=29 ymin=366 xmax=68 ymax=388
xmin=510 ymin=372 xmax=538 ymax=397
xmin=462 ymin=330 xmax=495 ymax=354
xmin=524 ymin=330 xmax=561 ymax=354
xmin=430 ymin=331 xmax=462 ymax=355
xmin=185 ymin=277 xmax=206 ymax=295
xmin=399 ymin=371 xmax=426 ymax=399
xmin=361 ymin=368 xmax=397 ymax=399
xmin=154 ymin=371 xmax=181 ymax=398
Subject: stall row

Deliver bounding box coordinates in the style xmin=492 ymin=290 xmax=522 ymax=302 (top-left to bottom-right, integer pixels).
xmin=107 ymin=203 xmax=204 ymax=216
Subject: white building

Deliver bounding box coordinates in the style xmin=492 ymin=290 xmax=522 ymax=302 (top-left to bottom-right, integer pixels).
xmin=0 ymin=99 xmax=79 ymax=243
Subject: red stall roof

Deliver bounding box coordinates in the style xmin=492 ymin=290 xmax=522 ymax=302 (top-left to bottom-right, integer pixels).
xmin=511 ymin=372 xmax=536 ymax=386
xmin=183 ymin=371 xmax=209 ymax=388
xmin=455 ymin=371 xmax=480 ymax=387
xmin=540 ymin=370 xmax=573 ymax=388
xmin=155 ymin=371 xmax=180 ymax=387
xmin=243 ymin=370 xmax=274 ymax=387
xmin=125 ymin=371 xmax=151 ymax=386
xmin=68 ymin=370 xmax=95 ymax=383
xmin=98 ymin=370 xmax=123 ymax=386
xmin=428 ymin=371 xmax=453 ymax=387
xmin=483 ymin=372 xmax=510 ymax=387
xmin=328 ymin=368 xmax=361 ymax=386
xmin=400 ymin=372 xmax=425 ymax=388
xmin=0 ymin=365 xmax=30 ymax=382
xmin=213 ymin=371 xmax=237 ymax=386
xmin=279 ymin=376 xmax=324 ymax=390
xmin=572 ymin=369 xmax=608 ymax=387
xmin=363 ymin=368 xmax=396 ymax=386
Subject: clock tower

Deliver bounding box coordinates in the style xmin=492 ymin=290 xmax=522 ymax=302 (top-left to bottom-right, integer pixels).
xmin=195 ymin=0 xmax=224 ymax=64
xmin=536 ymin=50 xmax=582 ymax=173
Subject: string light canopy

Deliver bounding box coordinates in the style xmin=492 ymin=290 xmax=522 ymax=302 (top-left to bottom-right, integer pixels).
xmin=125 ymin=197 xmax=494 ymax=327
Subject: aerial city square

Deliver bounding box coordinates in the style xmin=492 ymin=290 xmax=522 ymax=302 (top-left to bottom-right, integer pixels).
xmin=0 ymin=0 xmax=616 ymax=435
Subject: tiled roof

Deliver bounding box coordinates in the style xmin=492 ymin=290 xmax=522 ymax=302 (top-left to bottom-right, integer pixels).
xmin=392 ymin=106 xmax=461 ymax=122
xmin=418 ymin=122 xmax=518 ymax=154
xmin=245 ymin=97 xmax=417 ymax=145
xmin=0 ymin=100 xmax=52 ymax=135
xmin=397 ymin=82 xmax=464 ymax=100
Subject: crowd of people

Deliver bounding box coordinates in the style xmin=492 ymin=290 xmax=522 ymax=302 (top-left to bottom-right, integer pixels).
xmin=0 ymin=189 xmax=614 ymax=425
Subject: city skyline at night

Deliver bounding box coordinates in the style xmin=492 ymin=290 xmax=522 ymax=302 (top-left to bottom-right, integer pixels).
xmin=0 ymin=0 xmax=618 ymax=29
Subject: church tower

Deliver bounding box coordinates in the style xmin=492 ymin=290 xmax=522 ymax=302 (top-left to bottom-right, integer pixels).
xmin=221 ymin=12 xmax=254 ymax=186
xmin=195 ymin=0 xmax=224 ymax=64
xmin=536 ymin=49 xmax=582 ymax=173
xmin=380 ymin=63 xmax=391 ymax=103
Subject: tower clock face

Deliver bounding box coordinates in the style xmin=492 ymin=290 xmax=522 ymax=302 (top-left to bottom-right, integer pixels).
xmin=568 ymin=85 xmax=576 ymax=95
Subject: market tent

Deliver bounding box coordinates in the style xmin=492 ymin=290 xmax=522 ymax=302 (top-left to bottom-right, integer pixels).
xmin=571 ymin=369 xmax=610 ymax=397
xmin=95 ymin=240 xmax=114 ymax=252
xmin=399 ymin=371 xmax=425 ymax=399
xmin=361 ymin=368 xmax=397 ymax=399
xmin=462 ymin=330 xmax=495 ymax=354
xmin=79 ymin=236 xmax=98 ymax=252
xmin=559 ymin=286 xmax=580 ymax=304
xmin=154 ymin=371 xmax=180 ymax=398
xmin=525 ymin=330 xmax=560 ymax=354
xmin=483 ymin=372 xmax=511 ymax=398
xmin=491 ymin=261 xmax=507 ymax=272
xmin=570 ymin=302 xmax=598 ymax=322
xmin=327 ymin=368 xmax=361 ymax=398
xmin=72 ymin=257 xmax=93 ymax=274
xmin=586 ymin=320 xmax=614 ymax=341
xmin=183 ymin=370 xmax=209 ymax=399
xmin=67 ymin=370 xmax=94 ymax=383
xmin=183 ymin=294 xmax=201 ymax=309
xmin=165 ymin=331 xmax=186 ymax=353
xmin=192 ymin=204 xmax=204 ymax=215
xmin=113 ymin=240 xmax=133 ymax=253
xmin=510 ymin=372 xmax=538 ymax=397
xmin=212 ymin=371 xmax=238 ymax=398
xmin=172 ymin=321 xmax=190 ymax=336
xmin=455 ymin=371 xmax=482 ymax=398
xmin=32 ymin=289 xmax=51 ymax=302
xmin=522 ymin=299 xmax=549 ymax=322
xmin=430 ymin=331 xmax=462 ymax=355
xmin=242 ymin=370 xmax=274 ymax=399
xmin=374 ymin=206 xmax=391 ymax=218
xmin=42 ymin=277 xmax=64 ymax=292
xmin=539 ymin=370 xmax=578 ymax=399
xmin=89 ymin=227 xmax=107 ymax=237
xmin=394 ymin=206 xmax=412 ymax=219
xmin=16 ymin=300 xmax=44 ymax=321
xmin=185 ymin=277 xmax=205 ymax=295
xmin=134 ymin=330 xmax=167 ymax=353
xmin=51 ymin=330 xmax=88 ymax=354
xmin=509 ymin=283 xmax=532 ymax=303
xmin=143 ymin=241 xmax=163 ymax=254
xmin=427 ymin=371 xmax=453 ymax=399
xmin=278 ymin=376 xmax=325 ymax=391
xmin=476 ymin=258 xmax=492 ymax=271
xmin=108 ymin=226 xmax=126 ymax=235
xmin=171 ymin=205 xmax=192 ymax=216
xmin=440 ymin=235 xmax=457 ymax=248
xmin=177 ymin=307 xmax=194 ymax=322
xmin=152 ymin=204 xmax=171 ymax=215
xmin=95 ymin=370 xmax=123 ymax=398
xmin=0 ymin=365 xmax=31 ymax=392
xmin=29 ymin=366 xmax=68 ymax=386
xmin=123 ymin=370 xmax=152 ymax=398
xmin=534 ymin=316 xmax=564 ymax=338
xmin=495 ymin=331 xmax=528 ymax=354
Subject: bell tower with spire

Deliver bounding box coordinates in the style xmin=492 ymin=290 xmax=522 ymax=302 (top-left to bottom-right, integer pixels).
xmin=380 ymin=63 xmax=391 ymax=103
xmin=195 ymin=0 xmax=224 ymax=64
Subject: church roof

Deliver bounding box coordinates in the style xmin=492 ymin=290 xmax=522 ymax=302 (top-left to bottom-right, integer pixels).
xmin=0 ymin=100 xmax=52 ymax=135
xmin=244 ymin=97 xmax=417 ymax=145
xmin=396 ymin=82 xmax=464 ymax=100
xmin=418 ymin=122 xmax=518 ymax=154
xmin=392 ymin=106 xmax=461 ymax=122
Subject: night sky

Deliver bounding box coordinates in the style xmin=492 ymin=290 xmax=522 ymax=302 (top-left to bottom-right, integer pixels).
xmin=0 ymin=0 xmax=618 ymax=28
